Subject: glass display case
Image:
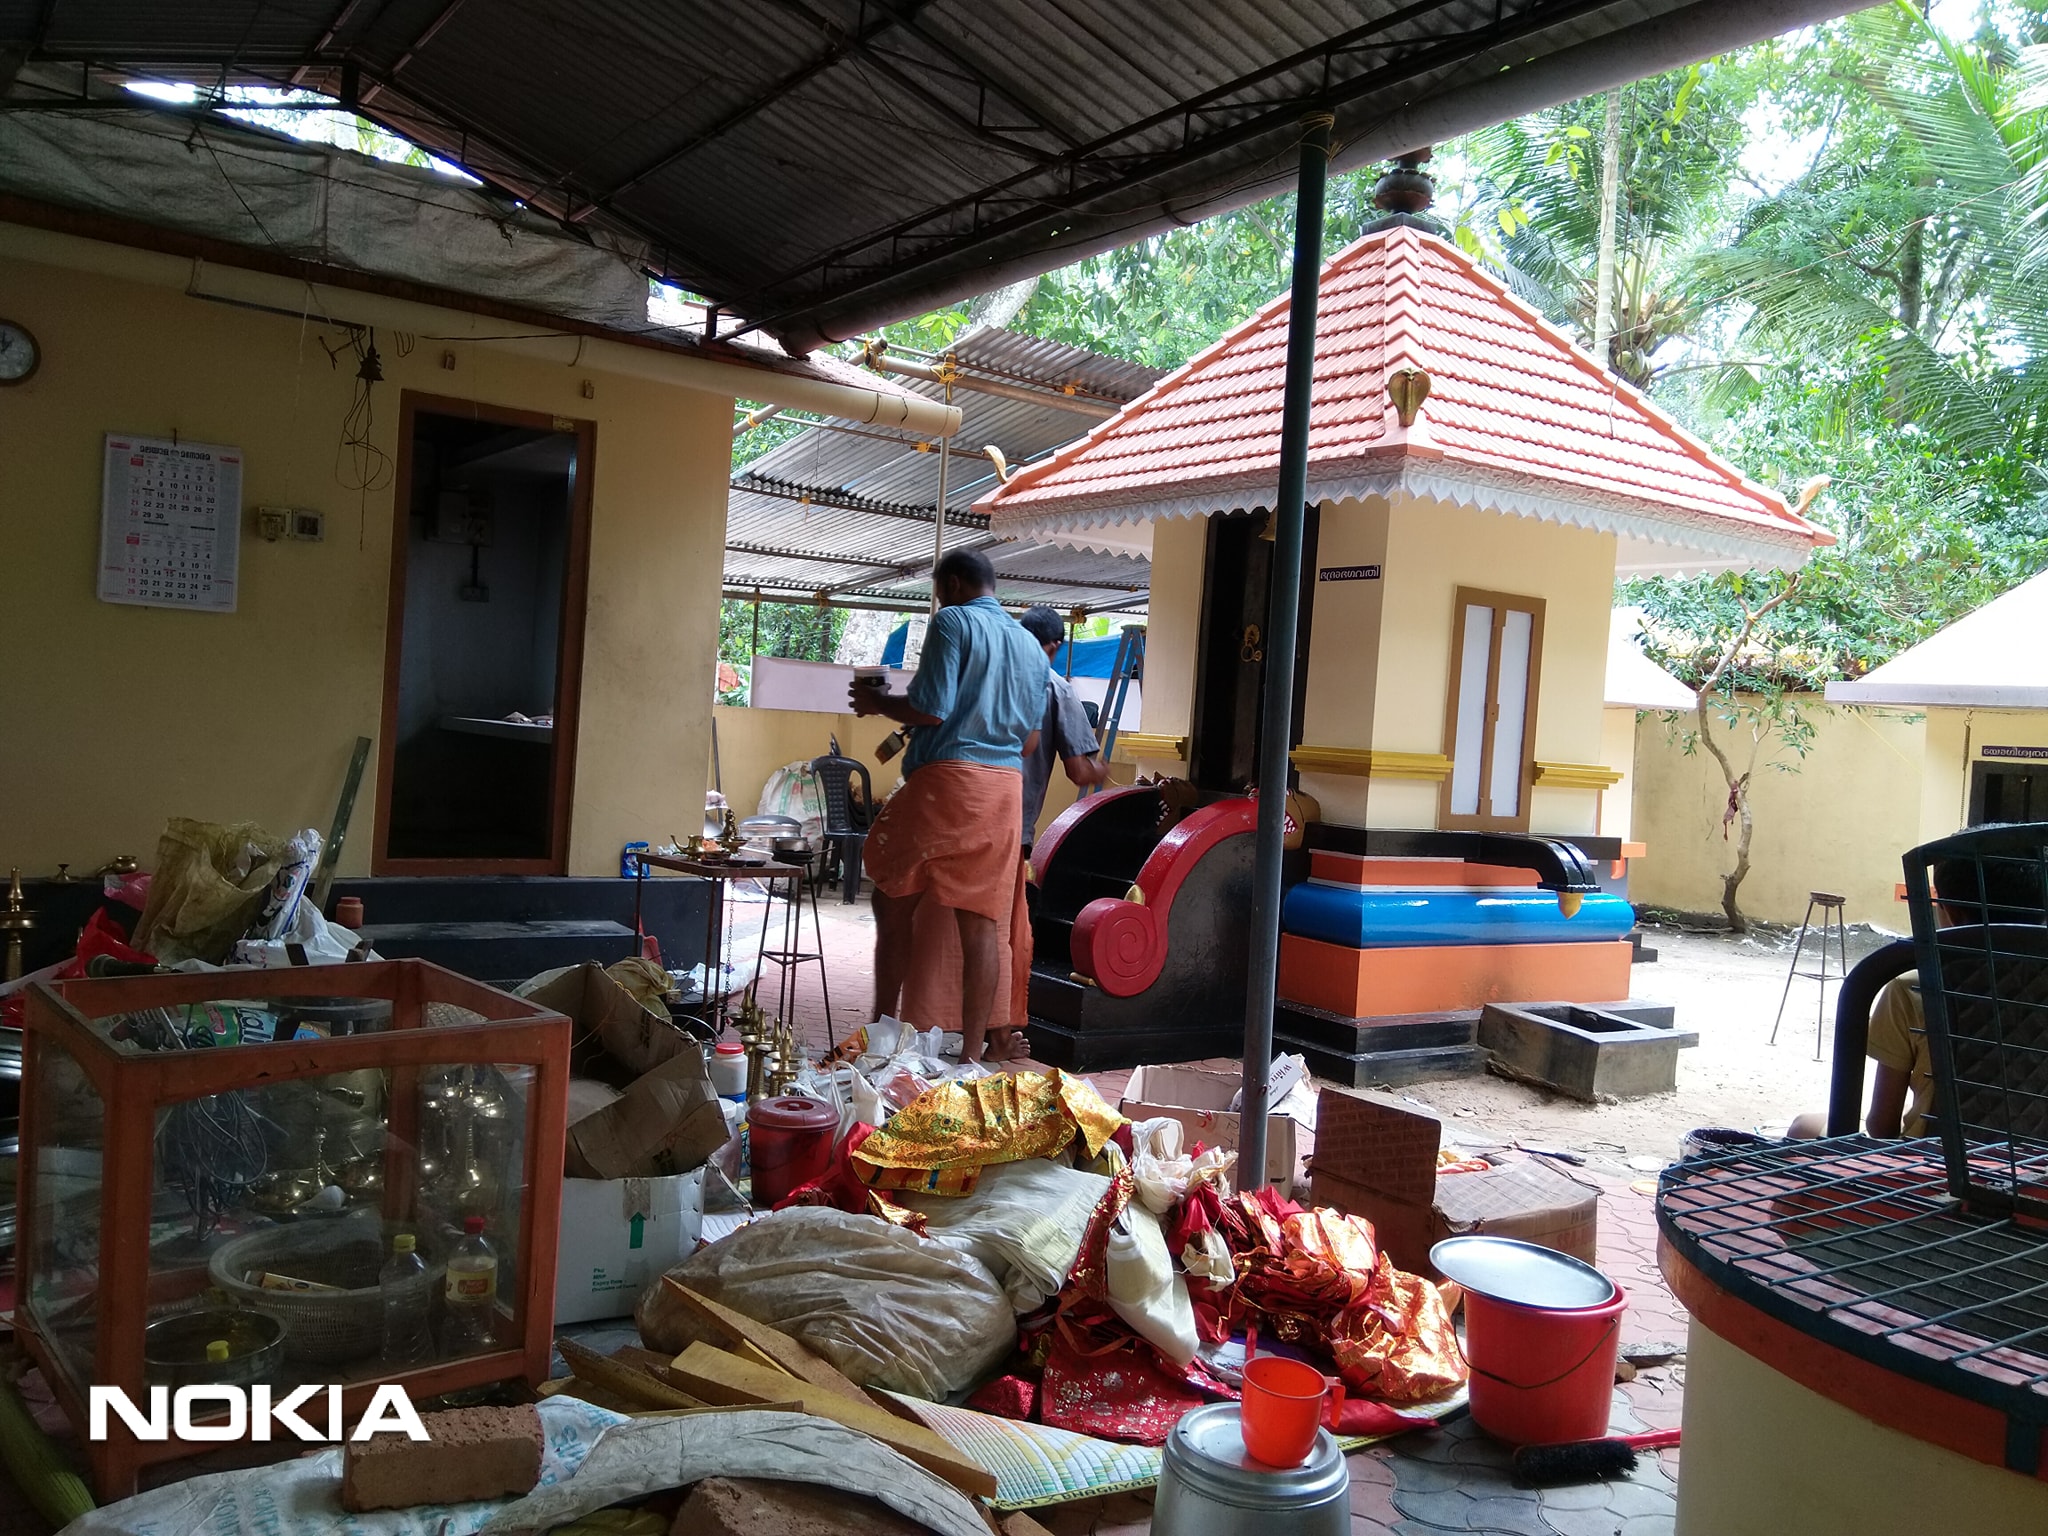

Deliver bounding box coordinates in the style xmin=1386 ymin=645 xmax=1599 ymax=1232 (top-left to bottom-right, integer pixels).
xmin=19 ymin=961 xmax=570 ymax=1498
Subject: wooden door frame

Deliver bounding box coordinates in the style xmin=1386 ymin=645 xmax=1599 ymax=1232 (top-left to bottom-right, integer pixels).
xmin=1438 ymin=586 xmax=1545 ymax=833
xmin=372 ymin=391 xmax=595 ymax=876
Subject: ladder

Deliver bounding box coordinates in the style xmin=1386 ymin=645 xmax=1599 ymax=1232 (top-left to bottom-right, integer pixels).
xmin=1090 ymin=624 xmax=1146 ymax=788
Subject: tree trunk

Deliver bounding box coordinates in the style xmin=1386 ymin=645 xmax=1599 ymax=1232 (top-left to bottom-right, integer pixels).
xmin=1592 ymin=87 xmax=1623 ymax=366
xmin=1694 ymin=690 xmax=1753 ymax=933
xmin=1721 ymin=774 xmax=1754 ymax=933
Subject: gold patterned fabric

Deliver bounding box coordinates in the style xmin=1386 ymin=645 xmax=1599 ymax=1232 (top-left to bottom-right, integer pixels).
xmin=851 ymin=1070 xmax=1125 ymax=1194
xmin=1222 ymin=1193 xmax=1465 ymax=1404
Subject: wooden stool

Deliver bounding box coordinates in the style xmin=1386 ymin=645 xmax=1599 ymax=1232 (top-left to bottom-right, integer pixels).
xmin=1771 ymin=891 xmax=1849 ymax=1061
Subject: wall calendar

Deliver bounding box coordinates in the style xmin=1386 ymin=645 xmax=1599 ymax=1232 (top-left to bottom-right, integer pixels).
xmin=98 ymin=433 xmax=243 ymax=612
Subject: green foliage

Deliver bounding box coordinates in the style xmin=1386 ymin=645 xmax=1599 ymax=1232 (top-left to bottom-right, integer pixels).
xmin=715 ymin=598 xmax=846 ymax=706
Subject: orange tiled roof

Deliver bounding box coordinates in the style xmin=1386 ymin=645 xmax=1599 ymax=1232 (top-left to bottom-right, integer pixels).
xmin=980 ymin=224 xmax=1830 ymax=573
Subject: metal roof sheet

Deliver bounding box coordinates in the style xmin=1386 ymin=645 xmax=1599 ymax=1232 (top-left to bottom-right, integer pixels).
xmin=1 ymin=0 xmax=1869 ymax=353
xmin=726 ymin=325 xmax=1160 ymax=612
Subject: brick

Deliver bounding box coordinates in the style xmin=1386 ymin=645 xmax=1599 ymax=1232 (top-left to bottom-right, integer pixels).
xmin=674 ymin=1476 xmax=929 ymax=1536
xmin=342 ymin=1404 xmax=542 ymax=1512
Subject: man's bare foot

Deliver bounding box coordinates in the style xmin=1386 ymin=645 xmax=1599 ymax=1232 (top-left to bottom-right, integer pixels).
xmin=981 ymin=1029 xmax=1033 ymax=1064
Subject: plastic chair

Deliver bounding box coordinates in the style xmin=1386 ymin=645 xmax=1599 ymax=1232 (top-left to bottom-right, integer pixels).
xmin=810 ymin=747 xmax=873 ymax=904
xmin=1824 ymin=938 xmax=1919 ymax=1135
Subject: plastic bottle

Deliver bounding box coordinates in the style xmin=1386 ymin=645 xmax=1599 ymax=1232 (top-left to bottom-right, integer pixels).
xmin=709 ymin=1041 xmax=748 ymax=1101
xmin=439 ymin=1216 xmax=499 ymax=1357
xmin=379 ymin=1233 xmax=436 ymax=1367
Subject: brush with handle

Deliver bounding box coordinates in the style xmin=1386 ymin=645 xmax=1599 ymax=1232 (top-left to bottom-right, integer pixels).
xmin=1512 ymin=1427 xmax=1680 ymax=1485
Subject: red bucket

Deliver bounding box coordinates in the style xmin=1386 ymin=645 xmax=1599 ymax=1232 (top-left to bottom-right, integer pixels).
xmin=1462 ymin=1281 xmax=1627 ymax=1446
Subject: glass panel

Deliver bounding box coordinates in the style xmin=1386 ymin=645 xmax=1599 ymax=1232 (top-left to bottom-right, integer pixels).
xmin=29 ymin=1036 xmax=103 ymax=1388
xmin=1448 ymin=604 xmax=1494 ymax=817
xmin=1488 ymin=609 xmax=1534 ymax=820
xmin=141 ymin=1059 xmax=533 ymax=1392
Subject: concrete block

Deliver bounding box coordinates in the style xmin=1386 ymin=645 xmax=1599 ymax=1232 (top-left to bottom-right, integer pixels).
xmin=1479 ymin=1003 xmax=1698 ymax=1100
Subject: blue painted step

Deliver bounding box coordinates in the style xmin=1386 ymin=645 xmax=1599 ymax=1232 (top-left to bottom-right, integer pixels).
xmin=1282 ymin=884 xmax=1635 ymax=949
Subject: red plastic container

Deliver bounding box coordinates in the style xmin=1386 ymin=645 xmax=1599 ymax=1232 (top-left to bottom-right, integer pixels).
xmin=748 ymin=1095 xmax=840 ymax=1205
xmin=1463 ymin=1282 xmax=1628 ymax=1445
xmin=1240 ymin=1355 xmax=1336 ymax=1466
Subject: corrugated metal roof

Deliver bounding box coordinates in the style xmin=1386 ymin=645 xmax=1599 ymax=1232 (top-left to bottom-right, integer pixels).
xmin=726 ymin=325 xmax=1160 ymax=613
xmin=0 ymin=0 xmax=1866 ymax=353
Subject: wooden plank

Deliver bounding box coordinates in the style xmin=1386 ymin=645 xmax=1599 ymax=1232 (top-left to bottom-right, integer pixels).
xmin=659 ymin=1279 xmax=871 ymax=1403
xmin=555 ymin=1338 xmax=703 ymax=1410
xmin=668 ymin=1342 xmax=998 ymax=1499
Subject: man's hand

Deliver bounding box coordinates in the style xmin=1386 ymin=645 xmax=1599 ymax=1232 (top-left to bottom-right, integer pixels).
xmin=848 ymin=680 xmax=939 ymax=728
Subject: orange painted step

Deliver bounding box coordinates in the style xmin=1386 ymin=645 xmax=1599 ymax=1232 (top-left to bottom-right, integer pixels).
xmin=1278 ymin=933 xmax=1634 ymax=1018
xmin=1307 ymin=851 xmax=1539 ymax=889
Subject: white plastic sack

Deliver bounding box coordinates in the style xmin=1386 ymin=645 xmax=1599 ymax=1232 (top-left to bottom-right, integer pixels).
xmin=1105 ymin=1202 xmax=1199 ymax=1367
xmin=636 ymin=1209 xmax=1014 ymax=1399
xmin=896 ymin=1158 xmax=1109 ymax=1314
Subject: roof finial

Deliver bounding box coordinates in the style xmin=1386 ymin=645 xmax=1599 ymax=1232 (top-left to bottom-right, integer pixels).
xmin=1363 ymin=149 xmax=1444 ymax=235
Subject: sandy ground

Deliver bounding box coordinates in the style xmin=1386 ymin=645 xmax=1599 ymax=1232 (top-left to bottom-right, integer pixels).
xmin=779 ymin=889 xmax=1899 ymax=1178
xmin=1399 ymin=921 xmax=1900 ymax=1174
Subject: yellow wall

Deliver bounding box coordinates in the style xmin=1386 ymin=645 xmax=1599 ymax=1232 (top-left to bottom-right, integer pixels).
xmin=1678 ymin=1321 xmax=2048 ymax=1536
xmin=1600 ymin=705 xmax=1640 ymax=842
xmin=1918 ymin=707 xmax=2048 ymax=844
xmin=1289 ymin=493 xmax=1617 ymax=834
xmin=1629 ymin=697 xmax=1925 ymax=927
xmin=1127 ymin=514 xmax=1206 ymax=776
xmin=0 ymin=250 xmax=732 ymax=877
xmin=1297 ymin=496 xmax=1391 ymax=825
xmin=711 ymin=703 xmax=1119 ymax=834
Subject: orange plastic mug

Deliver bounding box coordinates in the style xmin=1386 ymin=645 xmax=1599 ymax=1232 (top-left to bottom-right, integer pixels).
xmin=1240 ymin=1355 xmax=1341 ymax=1466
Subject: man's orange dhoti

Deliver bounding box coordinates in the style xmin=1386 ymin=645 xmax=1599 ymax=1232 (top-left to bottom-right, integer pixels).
xmin=863 ymin=762 xmax=1033 ymax=1035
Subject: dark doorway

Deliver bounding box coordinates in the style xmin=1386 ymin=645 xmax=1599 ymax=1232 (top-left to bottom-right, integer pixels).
xmin=1972 ymin=760 xmax=2046 ymax=826
xmin=1187 ymin=507 xmax=1320 ymax=794
xmin=375 ymin=395 xmax=592 ymax=873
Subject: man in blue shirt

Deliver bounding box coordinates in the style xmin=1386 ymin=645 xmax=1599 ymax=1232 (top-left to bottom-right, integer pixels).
xmin=851 ymin=549 xmax=1048 ymax=1062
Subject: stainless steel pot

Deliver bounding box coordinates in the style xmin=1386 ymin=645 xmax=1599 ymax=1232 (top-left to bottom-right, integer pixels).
xmin=1153 ymin=1403 xmax=1350 ymax=1536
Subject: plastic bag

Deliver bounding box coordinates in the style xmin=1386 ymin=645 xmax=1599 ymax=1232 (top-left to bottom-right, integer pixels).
xmin=251 ymin=828 xmax=321 ymax=940
xmin=895 ymin=1158 xmax=1110 ymax=1314
xmin=230 ymin=898 xmax=370 ymax=969
xmin=636 ymin=1208 xmax=1015 ymax=1399
xmin=133 ymin=818 xmax=288 ymax=964
xmin=1129 ymin=1117 xmax=1237 ymax=1217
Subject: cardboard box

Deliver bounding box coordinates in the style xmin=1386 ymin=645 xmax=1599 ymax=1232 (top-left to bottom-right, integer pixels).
xmin=565 ymin=1049 xmax=729 ymax=1181
xmin=1309 ymin=1086 xmax=1598 ymax=1276
xmin=524 ymin=963 xmax=729 ymax=1181
xmin=1122 ymin=1063 xmax=1298 ymax=1193
xmin=554 ymin=1168 xmax=705 ymax=1324
xmin=525 ymin=962 xmax=694 ymax=1076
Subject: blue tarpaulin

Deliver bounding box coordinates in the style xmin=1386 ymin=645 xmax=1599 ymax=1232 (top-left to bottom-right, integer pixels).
xmin=1050 ymin=634 xmax=1124 ymax=678
xmin=881 ymin=622 xmax=910 ymax=668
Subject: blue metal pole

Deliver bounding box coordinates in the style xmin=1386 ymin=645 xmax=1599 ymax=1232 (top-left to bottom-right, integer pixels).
xmin=1239 ymin=113 xmax=1333 ymax=1191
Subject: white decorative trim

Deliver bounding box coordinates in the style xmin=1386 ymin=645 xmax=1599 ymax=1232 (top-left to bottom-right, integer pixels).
xmin=991 ymin=456 xmax=1817 ymax=575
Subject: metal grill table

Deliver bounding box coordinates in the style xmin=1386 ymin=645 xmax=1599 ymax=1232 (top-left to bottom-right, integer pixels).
xmin=1659 ymin=1137 xmax=2048 ymax=1435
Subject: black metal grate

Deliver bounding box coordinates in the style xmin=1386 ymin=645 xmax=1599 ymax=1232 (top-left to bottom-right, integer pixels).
xmin=1903 ymin=823 xmax=2048 ymax=1219
xmin=1658 ymin=1138 xmax=2048 ymax=1434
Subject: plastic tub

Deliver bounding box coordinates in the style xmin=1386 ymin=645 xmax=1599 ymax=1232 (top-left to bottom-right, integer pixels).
xmin=748 ymin=1095 xmax=840 ymax=1205
xmin=1433 ymin=1235 xmax=1626 ymax=1446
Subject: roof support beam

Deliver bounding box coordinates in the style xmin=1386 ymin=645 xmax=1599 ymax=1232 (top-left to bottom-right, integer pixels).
xmin=563 ymin=0 xmax=938 ymax=223
xmin=765 ymin=0 xmax=1059 ymax=165
xmin=360 ymin=0 xmax=468 ymax=106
